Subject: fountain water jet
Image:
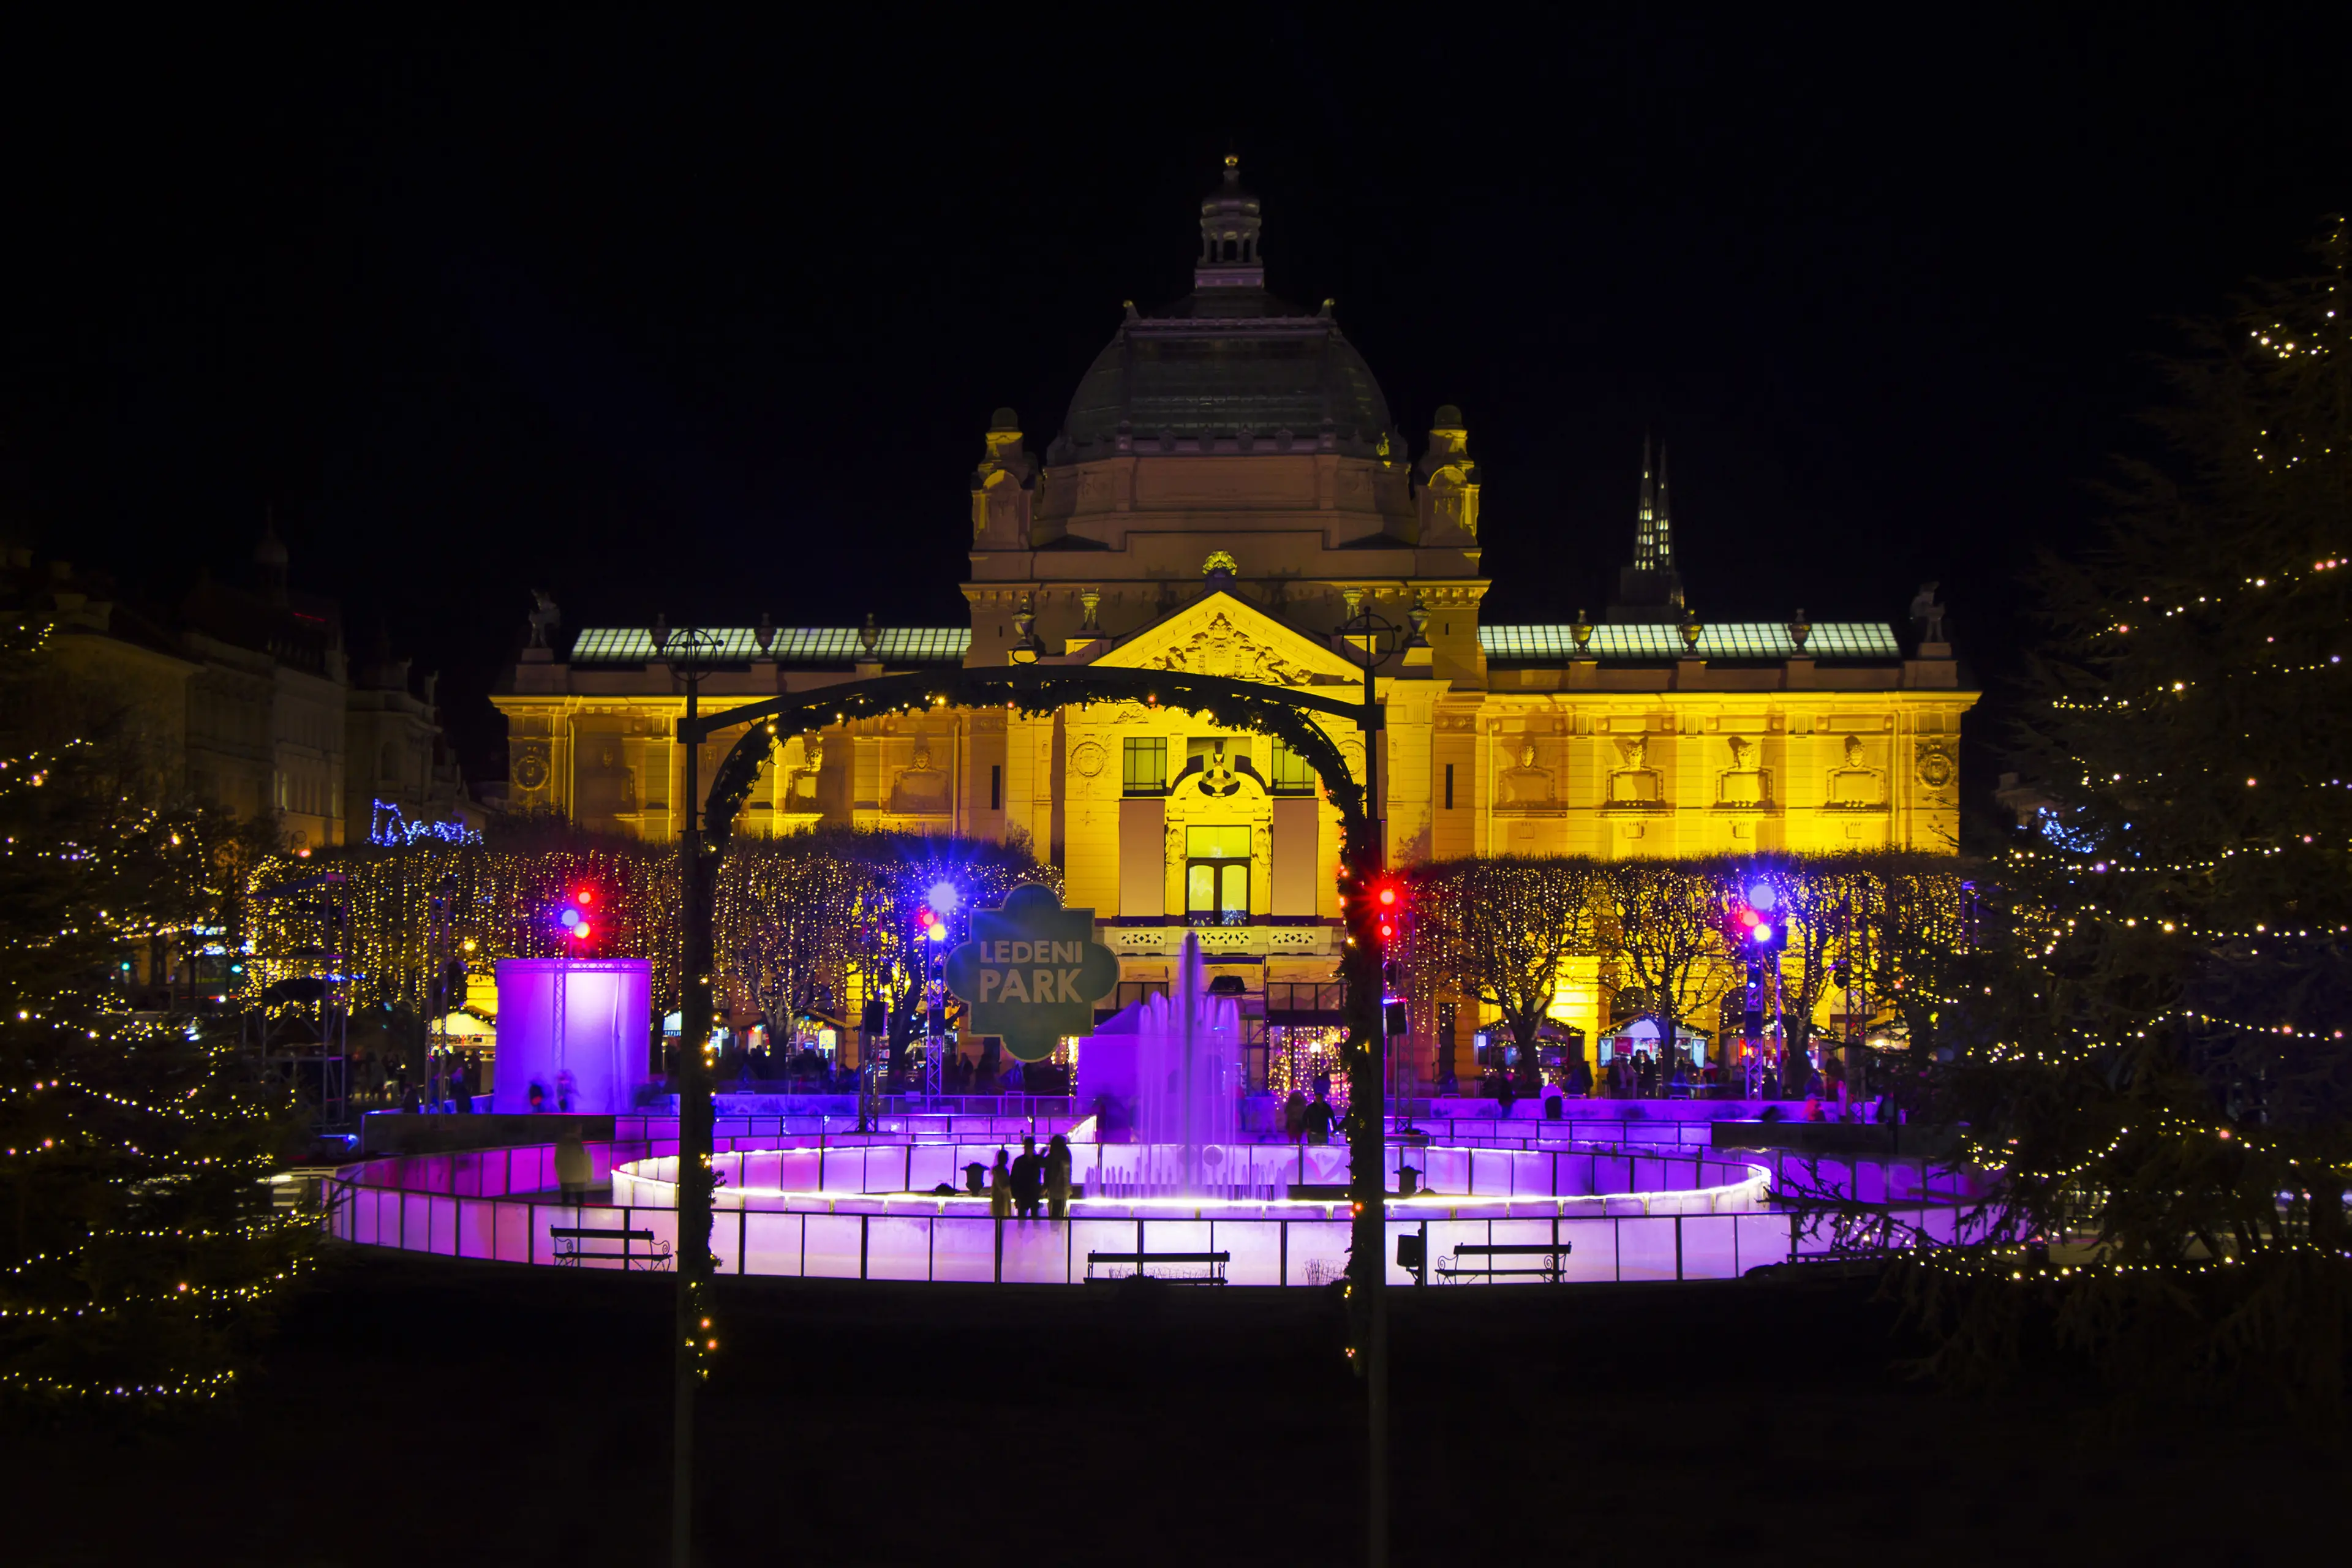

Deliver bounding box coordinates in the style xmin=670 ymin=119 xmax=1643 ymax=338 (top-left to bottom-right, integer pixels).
xmin=1080 ymin=934 xmax=1257 ymax=1198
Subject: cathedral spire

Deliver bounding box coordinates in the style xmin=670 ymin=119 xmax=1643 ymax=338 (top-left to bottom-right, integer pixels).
xmin=1655 ymin=441 xmax=1673 ymax=571
xmin=1635 ymin=434 xmax=1676 ymax=573
xmin=1609 ymin=434 xmax=1686 ymax=623
xmin=1194 ymin=154 xmax=1265 ymax=291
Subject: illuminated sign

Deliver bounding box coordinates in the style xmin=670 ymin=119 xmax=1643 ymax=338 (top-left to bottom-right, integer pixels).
xmin=943 ymin=884 xmax=1120 ymax=1061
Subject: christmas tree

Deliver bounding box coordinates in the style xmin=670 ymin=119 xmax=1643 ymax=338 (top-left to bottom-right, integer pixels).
xmin=1919 ymin=219 xmax=2352 ymax=1406
xmin=0 ymin=622 xmax=311 ymax=1404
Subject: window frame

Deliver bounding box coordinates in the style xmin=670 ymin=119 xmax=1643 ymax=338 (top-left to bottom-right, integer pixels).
xmin=1268 ymin=736 xmax=1317 ymax=795
xmin=1121 ymin=736 xmax=1169 ymax=796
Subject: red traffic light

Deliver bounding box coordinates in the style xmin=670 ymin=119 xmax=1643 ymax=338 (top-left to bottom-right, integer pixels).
xmin=1377 ymin=886 xmax=1398 ymax=907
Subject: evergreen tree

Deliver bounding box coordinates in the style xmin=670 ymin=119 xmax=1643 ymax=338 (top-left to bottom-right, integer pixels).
xmin=0 ymin=622 xmax=309 ymax=1404
xmin=1917 ymin=219 xmax=2352 ymax=1408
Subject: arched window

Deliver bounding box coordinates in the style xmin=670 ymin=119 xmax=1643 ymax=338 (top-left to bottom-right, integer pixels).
xmin=1184 ymin=824 xmax=1250 ymax=926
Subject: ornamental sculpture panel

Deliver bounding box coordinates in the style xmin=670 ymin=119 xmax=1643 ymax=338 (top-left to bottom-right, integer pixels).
xmin=1143 ymin=611 xmax=1313 ymax=685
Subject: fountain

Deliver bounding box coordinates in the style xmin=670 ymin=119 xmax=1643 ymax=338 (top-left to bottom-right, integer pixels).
xmin=1079 ymin=934 xmax=1254 ymax=1197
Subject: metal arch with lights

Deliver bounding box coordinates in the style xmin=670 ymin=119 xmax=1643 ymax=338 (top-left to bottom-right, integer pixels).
xmin=665 ymin=655 xmax=1397 ymax=1568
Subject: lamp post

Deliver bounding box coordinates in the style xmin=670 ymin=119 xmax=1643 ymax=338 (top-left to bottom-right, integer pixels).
xmin=922 ymin=880 xmax=959 ymax=1104
xmin=656 ymin=617 xmax=723 ymax=1568
xmin=1338 ymin=597 xmax=1400 ymax=1568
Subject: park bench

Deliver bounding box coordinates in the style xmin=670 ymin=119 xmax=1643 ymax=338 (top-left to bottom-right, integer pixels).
xmin=1437 ymin=1240 xmax=1574 ymax=1283
xmin=548 ymin=1225 xmax=672 ymax=1271
xmin=1084 ymin=1249 xmax=1229 ymax=1285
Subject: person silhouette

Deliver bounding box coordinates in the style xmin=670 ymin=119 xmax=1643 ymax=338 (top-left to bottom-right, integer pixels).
xmin=1010 ymin=1136 xmax=1044 ymax=1221
xmin=988 ymin=1148 xmax=1012 ymax=1222
xmin=1044 ymin=1134 xmax=1073 ymax=1220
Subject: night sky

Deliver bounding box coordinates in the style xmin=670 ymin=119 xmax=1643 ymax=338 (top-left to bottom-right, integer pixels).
xmin=4 ymin=14 xmax=2346 ymax=785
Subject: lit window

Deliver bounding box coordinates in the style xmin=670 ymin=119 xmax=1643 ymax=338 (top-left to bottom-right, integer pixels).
xmin=1123 ymin=737 xmax=1167 ymax=795
xmin=1269 ymin=738 xmax=1317 ymax=793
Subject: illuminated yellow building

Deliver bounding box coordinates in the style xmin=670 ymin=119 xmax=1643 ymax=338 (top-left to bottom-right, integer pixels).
xmin=491 ymin=160 xmax=1975 ymax=1081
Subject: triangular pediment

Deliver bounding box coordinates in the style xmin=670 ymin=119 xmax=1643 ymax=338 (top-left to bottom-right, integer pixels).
xmin=1087 ymin=590 xmax=1363 ymax=688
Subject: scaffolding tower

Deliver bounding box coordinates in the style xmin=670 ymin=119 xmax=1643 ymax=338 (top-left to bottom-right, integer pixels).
xmin=246 ymin=870 xmax=353 ymax=1131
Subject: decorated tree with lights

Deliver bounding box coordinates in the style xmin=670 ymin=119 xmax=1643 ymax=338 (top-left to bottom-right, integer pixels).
xmin=716 ymin=828 xmax=1055 ymax=1063
xmin=1913 ymin=219 xmax=2352 ymax=1406
xmin=251 ymin=821 xmax=682 ymax=1020
xmin=0 ymin=622 xmax=309 ymax=1405
xmin=271 ymin=819 xmax=1058 ymax=1083
xmin=1735 ymin=853 xmax=1973 ymax=1101
xmin=1405 ymin=856 xmax=1596 ymax=1091
xmin=1839 ymin=854 xmax=1976 ymax=1114
xmin=1598 ymin=857 xmax=1736 ymax=1071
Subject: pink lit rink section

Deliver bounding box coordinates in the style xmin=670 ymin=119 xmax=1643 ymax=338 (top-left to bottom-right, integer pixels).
xmin=330 ymin=1117 xmax=1986 ymax=1286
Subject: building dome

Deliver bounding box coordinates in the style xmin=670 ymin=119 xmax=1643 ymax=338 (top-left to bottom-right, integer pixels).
xmin=1047 ymin=160 xmax=1397 ymax=464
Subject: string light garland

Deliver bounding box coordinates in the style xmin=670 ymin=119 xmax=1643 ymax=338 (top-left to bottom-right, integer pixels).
xmin=366 ymin=799 xmax=483 ymax=847
xmin=1395 ymin=851 xmax=1972 ymax=1086
xmin=252 ymin=824 xmax=1057 ymax=1053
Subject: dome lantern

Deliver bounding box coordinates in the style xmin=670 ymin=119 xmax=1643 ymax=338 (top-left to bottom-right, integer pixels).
xmin=1196 ymin=154 xmax=1265 ymax=291
xmin=1046 ymin=159 xmax=1395 ymax=465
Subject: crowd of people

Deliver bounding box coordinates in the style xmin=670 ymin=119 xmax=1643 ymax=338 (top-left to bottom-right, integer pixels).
xmin=351 ymin=1044 xmax=484 ymax=1112
xmin=707 ymin=1035 xmax=857 ymax=1093
xmin=1444 ymin=1045 xmax=1880 ymax=1105
xmin=695 ymin=1032 xmax=1076 ymax=1099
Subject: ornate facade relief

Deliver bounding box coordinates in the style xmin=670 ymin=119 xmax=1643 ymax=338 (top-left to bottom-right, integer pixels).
xmin=1915 ymin=741 xmax=1957 ymax=793
xmin=1605 ymin=734 xmax=1666 ymax=808
xmin=778 ymin=735 xmax=824 ymax=802
xmin=1495 ymin=741 xmax=1560 ymax=813
xmin=889 ymin=744 xmax=951 ymax=815
xmin=1142 ymin=611 xmax=1314 ymax=685
xmin=1714 ymin=735 xmax=1773 ymax=809
xmin=1193 ymin=742 xmax=1246 ymax=799
xmin=1159 ymin=756 xmax=1273 ymax=920
xmin=1828 ymin=734 xmax=1887 ymax=809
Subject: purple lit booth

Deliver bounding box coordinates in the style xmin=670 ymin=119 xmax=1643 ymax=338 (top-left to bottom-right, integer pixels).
xmin=491 ymin=958 xmax=652 ymax=1115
